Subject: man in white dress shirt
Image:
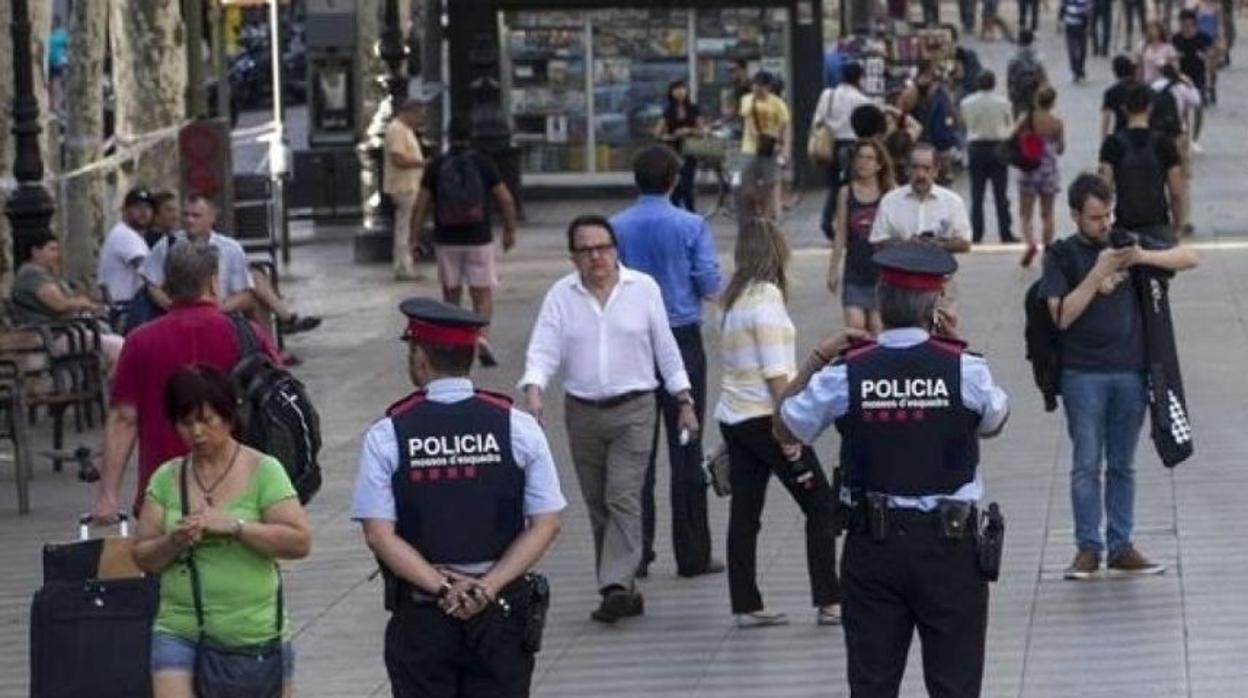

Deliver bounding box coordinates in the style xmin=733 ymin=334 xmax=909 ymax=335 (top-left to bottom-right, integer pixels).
xmin=520 ymin=214 xmax=699 ymax=624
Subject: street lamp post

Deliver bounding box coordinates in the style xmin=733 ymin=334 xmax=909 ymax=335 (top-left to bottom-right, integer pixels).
xmin=353 ymin=0 xmax=410 ymax=263
xmin=5 ymin=0 xmax=55 ymax=269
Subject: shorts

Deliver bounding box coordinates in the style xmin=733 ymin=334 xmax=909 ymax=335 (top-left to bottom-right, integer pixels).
xmin=435 ymin=243 xmax=498 ymax=289
xmin=842 ymin=281 xmax=878 ymax=311
xmin=151 ymin=630 xmax=295 ymax=680
xmin=740 ymin=155 xmax=780 ymax=187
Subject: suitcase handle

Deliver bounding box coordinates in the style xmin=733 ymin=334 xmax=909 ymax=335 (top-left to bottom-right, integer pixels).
xmin=78 ymin=513 xmax=129 ymax=540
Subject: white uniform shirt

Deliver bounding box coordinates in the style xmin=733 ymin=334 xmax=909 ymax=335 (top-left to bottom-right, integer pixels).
xmin=520 ymin=266 xmax=692 ymax=400
xmin=352 ymin=379 xmax=566 ymax=519
xmin=869 ymin=184 xmax=973 ymax=245
xmin=97 ymin=221 xmax=150 ymax=303
xmin=780 ymin=328 xmax=1010 ymax=510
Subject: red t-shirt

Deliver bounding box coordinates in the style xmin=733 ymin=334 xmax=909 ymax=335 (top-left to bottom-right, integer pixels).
xmin=110 ymin=301 xmax=279 ymax=511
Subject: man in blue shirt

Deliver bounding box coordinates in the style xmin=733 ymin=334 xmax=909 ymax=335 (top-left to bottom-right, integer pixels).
xmin=612 ymin=144 xmax=723 ymax=578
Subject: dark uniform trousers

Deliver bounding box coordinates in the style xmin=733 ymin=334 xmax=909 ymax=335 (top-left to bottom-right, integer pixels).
xmin=842 ymin=515 xmax=988 ymax=698
xmin=642 ymin=323 xmax=713 ymax=575
xmin=385 ymin=587 xmax=534 ymax=698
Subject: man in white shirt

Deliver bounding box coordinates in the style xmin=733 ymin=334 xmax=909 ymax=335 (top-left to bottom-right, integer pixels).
xmin=813 ymin=63 xmax=875 ymax=236
xmin=959 ymin=70 xmax=1017 ymax=244
xmin=870 ymin=144 xmax=973 ymax=254
xmin=97 ymin=188 xmax=154 ymax=314
xmin=520 ymin=214 xmax=698 ymax=624
xmin=142 ymin=195 xmax=320 ymax=337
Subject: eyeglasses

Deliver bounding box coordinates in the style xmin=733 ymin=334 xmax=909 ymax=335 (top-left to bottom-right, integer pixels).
xmin=572 ymin=243 xmax=616 ymax=257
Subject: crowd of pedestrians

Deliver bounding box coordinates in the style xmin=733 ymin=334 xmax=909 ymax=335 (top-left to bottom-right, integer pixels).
xmin=25 ymin=1 xmax=1233 ymax=694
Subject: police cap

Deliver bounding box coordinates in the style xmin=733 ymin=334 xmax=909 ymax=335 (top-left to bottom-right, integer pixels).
xmin=399 ymin=297 xmax=486 ymax=347
xmin=872 ymin=242 xmax=958 ymax=291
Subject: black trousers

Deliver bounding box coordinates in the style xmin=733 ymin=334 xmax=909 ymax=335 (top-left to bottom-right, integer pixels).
xmin=671 ymin=156 xmax=698 ymax=213
xmin=384 ymin=593 xmax=535 ymax=698
xmin=1018 ymin=0 xmax=1040 ymax=30
xmin=721 ymin=416 xmax=840 ymax=613
xmin=958 ymin=0 xmax=978 ymax=31
xmin=642 ymin=323 xmax=713 ymax=576
xmin=842 ymin=520 xmax=988 ymax=698
xmin=1065 ymin=25 xmax=1089 ymax=79
xmin=820 ymin=140 xmax=857 ymax=238
xmin=967 ymin=141 xmax=1012 ymax=243
xmin=1123 ymin=0 xmax=1147 ymax=45
xmin=1090 ymin=0 xmax=1113 ymax=56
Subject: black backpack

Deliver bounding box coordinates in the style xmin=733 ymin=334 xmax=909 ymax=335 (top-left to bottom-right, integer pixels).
xmin=1149 ymin=81 xmax=1183 ymax=138
xmin=1008 ymin=54 xmax=1044 ymax=109
xmin=435 ymin=152 xmax=487 ymax=227
xmin=229 ymin=314 xmax=323 ymax=505
xmin=1023 ymin=240 xmax=1078 ymax=412
xmin=1113 ymin=131 xmax=1168 ymax=227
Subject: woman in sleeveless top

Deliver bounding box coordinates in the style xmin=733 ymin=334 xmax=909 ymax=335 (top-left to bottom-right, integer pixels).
xmin=1016 ymin=86 xmax=1066 ymax=267
xmin=654 ymin=79 xmax=706 ymax=212
xmin=828 ymin=139 xmax=895 ymax=334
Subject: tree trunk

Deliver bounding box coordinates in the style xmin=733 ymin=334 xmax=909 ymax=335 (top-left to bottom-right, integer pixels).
xmin=0 ymin=0 xmax=13 ymax=284
xmin=63 ymin=0 xmax=109 ymax=284
xmin=355 ymin=0 xmax=383 ymax=142
xmin=28 ymin=0 xmax=61 ymax=253
xmin=109 ymin=0 xmax=187 ymax=204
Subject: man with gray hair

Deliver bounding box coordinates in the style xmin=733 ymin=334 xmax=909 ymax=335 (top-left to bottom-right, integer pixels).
xmin=92 ymin=239 xmax=280 ymax=522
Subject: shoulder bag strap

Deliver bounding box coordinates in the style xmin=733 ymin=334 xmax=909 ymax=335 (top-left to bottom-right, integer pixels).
xmin=180 ymin=458 xmax=207 ymax=634
xmin=181 ymin=457 xmax=285 ymax=639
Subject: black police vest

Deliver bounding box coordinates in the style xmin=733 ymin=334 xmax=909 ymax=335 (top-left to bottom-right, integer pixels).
xmin=387 ymin=390 xmax=525 ymax=565
xmin=834 ymin=339 xmax=981 ymax=496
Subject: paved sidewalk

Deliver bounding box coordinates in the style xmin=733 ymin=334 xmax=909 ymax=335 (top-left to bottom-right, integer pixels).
xmin=4 ymin=8 xmax=1248 ymax=697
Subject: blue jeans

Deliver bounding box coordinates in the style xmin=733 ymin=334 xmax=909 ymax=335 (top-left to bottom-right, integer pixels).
xmin=1061 ymin=370 xmax=1147 ymax=557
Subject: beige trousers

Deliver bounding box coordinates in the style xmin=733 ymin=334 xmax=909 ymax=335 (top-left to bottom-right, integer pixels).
xmin=564 ymin=393 xmax=656 ymax=592
xmin=391 ymin=190 xmax=419 ymax=277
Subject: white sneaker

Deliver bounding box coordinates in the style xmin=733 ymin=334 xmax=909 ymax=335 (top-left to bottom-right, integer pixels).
xmin=735 ymin=610 xmax=790 ymax=629
xmin=816 ymin=604 xmax=842 ymax=626
xmin=1191 ymin=141 xmax=1204 ymax=155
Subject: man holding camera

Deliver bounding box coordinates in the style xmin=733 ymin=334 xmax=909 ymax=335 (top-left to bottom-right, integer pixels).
xmin=775 ymin=243 xmax=1009 ymax=696
xmin=1039 ymin=174 xmax=1198 ymax=581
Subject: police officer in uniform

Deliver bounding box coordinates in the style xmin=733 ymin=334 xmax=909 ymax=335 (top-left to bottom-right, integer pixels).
xmin=775 ymin=243 xmax=1009 ymax=697
xmin=352 ymin=298 xmax=566 ymax=697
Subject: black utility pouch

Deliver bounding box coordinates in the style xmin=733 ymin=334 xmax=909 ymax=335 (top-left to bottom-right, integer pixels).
xmin=523 ymin=573 xmax=551 ymax=653
xmin=866 ymin=493 xmax=889 ymax=542
xmin=938 ymin=500 xmax=972 ymax=540
xmin=975 ymin=503 xmax=1006 ymax=582
xmin=830 ymin=467 xmax=850 ymax=535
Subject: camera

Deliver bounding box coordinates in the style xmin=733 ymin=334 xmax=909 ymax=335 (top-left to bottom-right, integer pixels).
xmin=1109 ymin=226 xmax=1140 ymax=249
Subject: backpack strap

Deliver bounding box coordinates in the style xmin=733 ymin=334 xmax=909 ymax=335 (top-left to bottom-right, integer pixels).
xmin=229 ymin=311 xmax=260 ymax=361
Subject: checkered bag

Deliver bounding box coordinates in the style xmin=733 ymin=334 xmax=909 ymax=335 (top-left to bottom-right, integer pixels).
xmin=1134 ymin=273 xmax=1194 ymax=468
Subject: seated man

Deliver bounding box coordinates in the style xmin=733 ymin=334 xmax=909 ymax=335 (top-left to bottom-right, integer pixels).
xmin=11 ymin=233 xmax=124 ymax=365
xmin=141 ymin=194 xmax=321 ymax=338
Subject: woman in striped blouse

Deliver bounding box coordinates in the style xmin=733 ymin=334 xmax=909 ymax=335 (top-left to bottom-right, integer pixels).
xmin=714 ymin=217 xmax=842 ymax=628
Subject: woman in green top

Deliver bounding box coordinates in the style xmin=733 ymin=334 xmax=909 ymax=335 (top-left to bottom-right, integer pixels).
xmin=133 ymin=364 xmax=311 ymax=698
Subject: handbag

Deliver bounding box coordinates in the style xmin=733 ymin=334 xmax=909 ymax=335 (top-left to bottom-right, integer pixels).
xmin=807 ymin=123 xmax=835 ymax=165
xmin=703 ymin=443 xmax=731 ymax=497
xmin=752 ymin=99 xmax=779 ymax=158
xmin=180 ymin=460 xmax=285 ymax=698
xmin=1008 ymin=113 xmax=1045 ymax=171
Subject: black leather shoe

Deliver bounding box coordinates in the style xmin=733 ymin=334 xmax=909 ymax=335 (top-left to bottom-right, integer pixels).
xmin=591 ymin=589 xmax=644 ymax=623
xmin=279 ymin=314 xmax=322 ymax=335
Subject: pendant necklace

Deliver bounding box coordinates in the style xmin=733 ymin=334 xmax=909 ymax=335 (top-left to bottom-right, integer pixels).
xmin=193 ymin=442 xmax=242 ymax=506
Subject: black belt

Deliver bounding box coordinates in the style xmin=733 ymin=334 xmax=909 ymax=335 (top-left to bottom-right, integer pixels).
xmin=845 ymin=498 xmax=978 ymax=540
xmin=567 ymin=390 xmax=649 ymax=410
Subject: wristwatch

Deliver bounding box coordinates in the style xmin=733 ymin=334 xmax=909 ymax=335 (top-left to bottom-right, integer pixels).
xmin=231 ymin=518 xmax=246 ymax=538
xmin=676 ymin=393 xmax=695 ymax=408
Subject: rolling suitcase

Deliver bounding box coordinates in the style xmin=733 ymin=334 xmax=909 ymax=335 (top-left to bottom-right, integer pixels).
xmin=30 ymin=515 xmax=158 ymax=698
